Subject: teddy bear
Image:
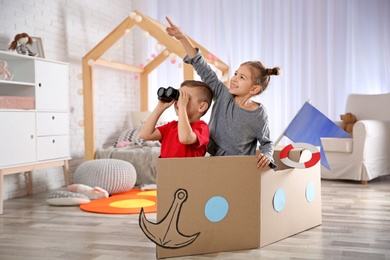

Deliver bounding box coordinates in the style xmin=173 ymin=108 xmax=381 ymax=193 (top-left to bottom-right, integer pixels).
xmin=8 ymin=33 xmax=38 ymax=57
xmin=340 ymin=112 xmax=357 ymax=136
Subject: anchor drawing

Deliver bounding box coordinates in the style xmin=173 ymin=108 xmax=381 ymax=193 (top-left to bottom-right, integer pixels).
xmin=139 ymin=188 xmax=200 ymax=248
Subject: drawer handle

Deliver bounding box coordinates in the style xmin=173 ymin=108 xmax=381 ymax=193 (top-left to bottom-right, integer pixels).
xmin=52 ymin=116 xmax=55 ymax=120
xmin=30 ymin=135 xmax=34 ymax=139
xmin=52 ymin=139 xmax=56 ymax=144
xmin=39 ymin=83 xmax=42 ymax=87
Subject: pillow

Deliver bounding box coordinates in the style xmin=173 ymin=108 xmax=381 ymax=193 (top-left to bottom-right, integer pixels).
xmin=114 ymin=128 xmax=144 ymax=147
xmin=131 ymin=110 xmax=168 ymax=129
xmin=124 ymin=111 xmax=134 ymax=129
xmin=46 ymin=191 xmax=90 ymax=206
xmin=131 ymin=111 xmax=151 ymax=129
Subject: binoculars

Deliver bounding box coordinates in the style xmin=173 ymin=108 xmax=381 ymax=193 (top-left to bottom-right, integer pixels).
xmin=157 ymin=86 xmax=180 ymax=102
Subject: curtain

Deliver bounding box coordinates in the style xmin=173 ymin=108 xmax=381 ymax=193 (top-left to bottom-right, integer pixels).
xmin=134 ymin=0 xmax=390 ymax=143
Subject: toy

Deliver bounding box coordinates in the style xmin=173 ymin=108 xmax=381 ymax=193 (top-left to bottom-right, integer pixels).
xmin=67 ymin=184 xmax=109 ymax=200
xmin=0 ymin=60 xmax=13 ymax=80
xmin=115 ymin=140 xmax=132 ymax=148
xmin=340 ymin=112 xmax=357 ymax=136
xmin=8 ymin=33 xmax=38 ymax=57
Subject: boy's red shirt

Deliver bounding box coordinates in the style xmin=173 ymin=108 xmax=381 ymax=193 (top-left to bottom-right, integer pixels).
xmin=158 ymin=120 xmax=209 ymax=158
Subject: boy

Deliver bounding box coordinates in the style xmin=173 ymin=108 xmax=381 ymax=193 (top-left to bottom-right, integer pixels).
xmin=140 ymin=80 xmax=213 ymax=158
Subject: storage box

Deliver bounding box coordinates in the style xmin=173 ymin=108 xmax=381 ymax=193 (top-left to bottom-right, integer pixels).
xmin=0 ymin=96 xmax=35 ymax=109
xmin=148 ymin=147 xmax=322 ymax=259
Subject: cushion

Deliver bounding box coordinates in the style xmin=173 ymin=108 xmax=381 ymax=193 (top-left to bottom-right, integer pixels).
xmin=131 ymin=111 xmax=151 ymax=129
xmin=131 ymin=110 xmax=168 ymax=129
xmin=46 ymin=190 xmax=90 ymax=206
xmin=73 ymin=159 xmax=137 ymax=195
xmin=320 ymin=137 xmax=353 ymax=153
xmin=113 ymin=128 xmax=144 ymax=147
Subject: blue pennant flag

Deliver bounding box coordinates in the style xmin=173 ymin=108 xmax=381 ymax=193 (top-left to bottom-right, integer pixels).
xmin=284 ymin=102 xmax=351 ymax=169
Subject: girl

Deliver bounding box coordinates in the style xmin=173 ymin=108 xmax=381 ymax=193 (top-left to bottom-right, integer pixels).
xmin=166 ymin=17 xmax=281 ymax=169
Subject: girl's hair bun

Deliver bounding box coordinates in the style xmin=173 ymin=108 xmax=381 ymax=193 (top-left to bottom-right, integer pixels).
xmin=266 ymin=67 xmax=281 ymax=76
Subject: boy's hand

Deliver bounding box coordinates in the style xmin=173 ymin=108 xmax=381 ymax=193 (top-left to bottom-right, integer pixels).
xmin=166 ymin=17 xmax=184 ymax=40
xmin=157 ymin=99 xmax=175 ymax=110
xmin=177 ymin=89 xmax=190 ymax=110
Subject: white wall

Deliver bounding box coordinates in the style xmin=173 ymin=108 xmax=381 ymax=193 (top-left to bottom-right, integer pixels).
xmin=0 ymin=0 xmax=137 ymax=200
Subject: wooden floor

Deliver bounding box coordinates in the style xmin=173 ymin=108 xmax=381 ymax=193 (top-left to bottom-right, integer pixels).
xmin=1 ymin=176 xmax=390 ymax=260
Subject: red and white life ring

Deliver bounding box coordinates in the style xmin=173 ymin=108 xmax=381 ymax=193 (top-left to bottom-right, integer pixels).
xmin=280 ymin=143 xmax=320 ymax=169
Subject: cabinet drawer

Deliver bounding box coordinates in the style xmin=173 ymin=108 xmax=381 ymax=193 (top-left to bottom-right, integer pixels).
xmin=36 ymin=112 xmax=69 ymax=136
xmin=37 ymin=135 xmax=70 ymax=161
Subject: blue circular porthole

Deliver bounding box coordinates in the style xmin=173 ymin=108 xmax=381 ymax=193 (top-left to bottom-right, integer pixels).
xmin=204 ymin=196 xmax=229 ymax=222
xmin=273 ymin=188 xmax=286 ymax=212
xmin=306 ymin=181 xmax=315 ymax=203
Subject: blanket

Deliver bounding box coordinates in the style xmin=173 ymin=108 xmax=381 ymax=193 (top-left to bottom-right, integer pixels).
xmin=96 ymin=143 xmax=160 ymax=186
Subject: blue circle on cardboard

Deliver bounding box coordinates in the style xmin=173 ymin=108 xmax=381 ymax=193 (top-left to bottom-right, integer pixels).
xmin=306 ymin=181 xmax=315 ymax=203
xmin=273 ymin=188 xmax=286 ymax=212
xmin=204 ymin=196 xmax=229 ymax=222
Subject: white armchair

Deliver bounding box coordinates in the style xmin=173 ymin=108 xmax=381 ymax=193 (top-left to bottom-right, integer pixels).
xmin=321 ymin=93 xmax=390 ymax=184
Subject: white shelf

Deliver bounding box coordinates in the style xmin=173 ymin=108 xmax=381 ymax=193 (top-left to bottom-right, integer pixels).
xmin=0 ymin=80 xmax=35 ymax=87
xmin=0 ymin=53 xmax=70 ymax=166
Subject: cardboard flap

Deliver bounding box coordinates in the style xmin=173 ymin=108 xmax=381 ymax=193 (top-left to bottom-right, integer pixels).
xmin=259 ymin=161 xmax=322 ymax=247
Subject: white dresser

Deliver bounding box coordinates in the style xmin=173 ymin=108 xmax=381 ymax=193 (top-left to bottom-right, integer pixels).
xmin=0 ymin=51 xmax=70 ymax=214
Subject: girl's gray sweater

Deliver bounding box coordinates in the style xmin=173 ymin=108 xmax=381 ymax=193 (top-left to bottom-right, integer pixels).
xmin=184 ymin=50 xmax=274 ymax=161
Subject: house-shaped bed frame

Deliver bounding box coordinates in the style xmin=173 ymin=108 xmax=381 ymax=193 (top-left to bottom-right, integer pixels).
xmin=82 ymin=10 xmax=229 ymax=160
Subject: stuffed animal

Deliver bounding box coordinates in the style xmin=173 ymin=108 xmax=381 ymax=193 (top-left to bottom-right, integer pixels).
xmin=66 ymin=184 xmax=109 ymax=200
xmin=8 ymin=33 xmax=38 ymax=57
xmin=0 ymin=60 xmax=13 ymax=80
xmin=340 ymin=112 xmax=357 ymax=136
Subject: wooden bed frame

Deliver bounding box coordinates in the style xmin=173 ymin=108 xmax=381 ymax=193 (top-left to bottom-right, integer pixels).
xmin=82 ymin=10 xmax=229 ymax=160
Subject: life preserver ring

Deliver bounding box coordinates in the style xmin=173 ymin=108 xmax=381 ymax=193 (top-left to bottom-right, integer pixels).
xmin=280 ymin=143 xmax=320 ymax=169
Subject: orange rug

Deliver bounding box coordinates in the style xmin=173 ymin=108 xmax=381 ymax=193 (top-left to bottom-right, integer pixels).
xmin=80 ymin=188 xmax=157 ymax=214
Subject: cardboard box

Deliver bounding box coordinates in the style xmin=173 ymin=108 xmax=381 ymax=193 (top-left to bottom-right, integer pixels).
xmin=0 ymin=96 xmax=35 ymax=109
xmin=149 ymin=148 xmax=322 ymax=259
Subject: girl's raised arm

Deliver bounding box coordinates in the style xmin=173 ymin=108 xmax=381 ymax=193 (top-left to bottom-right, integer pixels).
xmin=165 ymin=16 xmax=197 ymax=59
